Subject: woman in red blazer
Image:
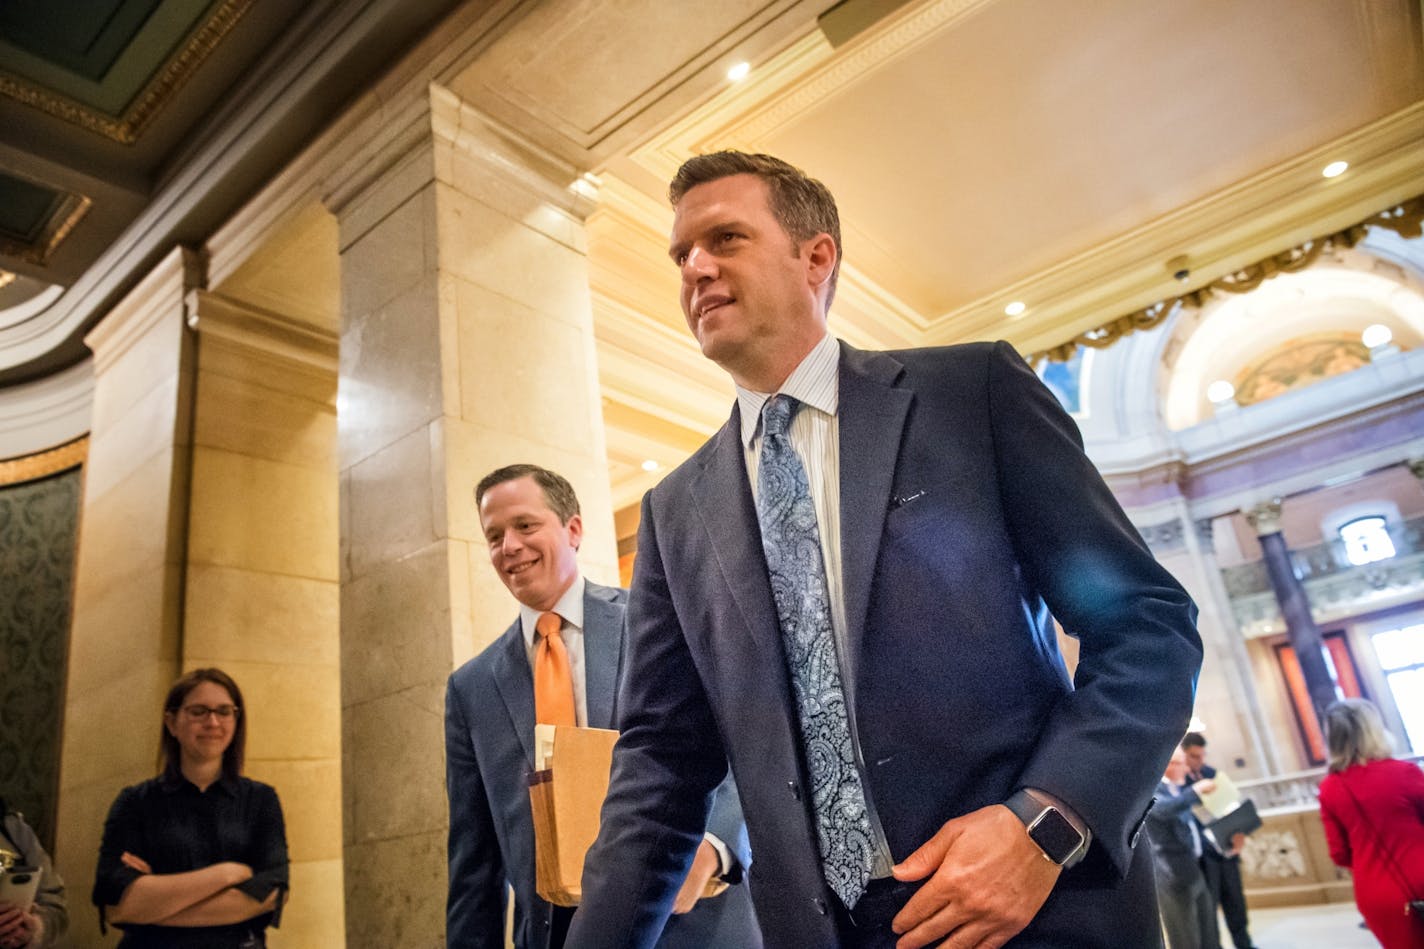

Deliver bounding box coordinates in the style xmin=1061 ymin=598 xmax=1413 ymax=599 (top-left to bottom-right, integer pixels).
xmin=1318 ymin=699 xmax=1424 ymax=948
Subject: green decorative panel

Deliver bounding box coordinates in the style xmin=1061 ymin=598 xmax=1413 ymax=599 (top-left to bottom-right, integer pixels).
xmin=0 ymin=468 xmax=81 ymax=852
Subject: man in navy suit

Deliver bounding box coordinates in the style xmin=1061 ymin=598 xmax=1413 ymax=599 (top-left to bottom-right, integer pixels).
xmin=566 ymin=152 xmax=1202 ymax=948
xmin=445 ymin=464 xmax=760 ymax=948
xmin=1182 ymin=732 xmax=1256 ymax=949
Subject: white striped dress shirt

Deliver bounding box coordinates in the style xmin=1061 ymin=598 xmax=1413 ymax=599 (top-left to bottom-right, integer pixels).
xmin=736 ymin=332 xmax=895 ymax=877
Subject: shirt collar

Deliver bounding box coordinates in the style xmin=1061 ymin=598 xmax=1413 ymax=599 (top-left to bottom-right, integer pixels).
xmin=161 ymin=771 xmax=240 ymax=797
xmin=736 ymin=333 xmax=840 ymax=449
xmin=519 ymin=574 xmax=586 ymax=650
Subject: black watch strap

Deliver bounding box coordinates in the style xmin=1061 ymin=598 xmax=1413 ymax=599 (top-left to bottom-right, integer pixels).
xmin=1004 ymin=789 xmax=1087 ymax=866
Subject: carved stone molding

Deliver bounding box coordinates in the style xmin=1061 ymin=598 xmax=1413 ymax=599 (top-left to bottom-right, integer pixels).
xmin=0 ymin=436 xmax=87 ymax=486
xmin=1031 ymin=193 xmax=1424 ymax=365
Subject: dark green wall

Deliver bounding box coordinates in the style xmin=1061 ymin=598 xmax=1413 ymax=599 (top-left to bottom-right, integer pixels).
xmin=0 ymin=467 xmax=81 ymax=851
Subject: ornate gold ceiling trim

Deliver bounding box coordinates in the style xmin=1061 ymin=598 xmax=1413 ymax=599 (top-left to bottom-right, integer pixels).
xmin=0 ymin=189 xmax=91 ymax=265
xmin=1030 ymin=194 xmax=1424 ymax=365
xmin=0 ymin=435 xmax=88 ymax=486
xmin=0 ymin=0 xmax=256 ymax=145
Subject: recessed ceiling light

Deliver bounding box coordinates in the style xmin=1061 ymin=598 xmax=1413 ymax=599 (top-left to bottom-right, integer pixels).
xmin=1004 ymin=301 xmax=1026 ymax=317
xmin=1361 ymin=323 xmax=1392 ymax=348
xmin=727 ymin=61 xmax=751 ymax=82
xmin=641 ymin=459 xmax=660 ymax=472
xmin=1207 ymin=380 xmax=1235 ymax=404
xmin=1322 ymin=160 xmax=1348 ymax=178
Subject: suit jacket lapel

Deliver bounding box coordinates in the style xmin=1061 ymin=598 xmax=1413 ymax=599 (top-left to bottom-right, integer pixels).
xmin=838 ymin=343 xmax=910 ymax=679
xmin=583 ymin=583 xmax=622 ymax=729
xmin=691 ymin=408 xmax=782 ymax=654
xmin=491 ymin=618 xmax=537 ymax=766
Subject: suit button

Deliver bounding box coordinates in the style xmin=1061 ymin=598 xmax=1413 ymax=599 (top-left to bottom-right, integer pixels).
xmin=788 ymin=781 xmax=801 ymax=801
xmin=815 ymin=898 xmax=828 ymax=916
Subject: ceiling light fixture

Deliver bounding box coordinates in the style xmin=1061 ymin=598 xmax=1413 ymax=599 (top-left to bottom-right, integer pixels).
xmin=641 ymin=459 xmax=660 ymax=472
xmin=727 ymin=62 xmax=751 ymax=82
xmin=1004 ymin=301 xmax=1026 ymax=317
xmin=1361 ymin=323 xmax=1392 ymax=349
xmin=1206 ymin=380 xmax=1236 ymax=404
xmin=1322 ymin=160 xmax=1348 ymax=179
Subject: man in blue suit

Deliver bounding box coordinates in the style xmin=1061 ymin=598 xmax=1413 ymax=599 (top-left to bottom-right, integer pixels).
xmin=566 ymin=152 xmax=1202 ymax=948
xmin=445 ymin=464 xmax=760 ymax=948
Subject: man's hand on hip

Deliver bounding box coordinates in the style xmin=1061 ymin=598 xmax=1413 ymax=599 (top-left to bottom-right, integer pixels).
xmin=671 ymin=839 xmax=721 ymax=914
xmin=889 ymin=804 xmax=1060 ymax=949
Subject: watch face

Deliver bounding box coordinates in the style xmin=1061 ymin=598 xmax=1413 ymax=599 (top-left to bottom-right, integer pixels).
xmin=1028 ymin=808 xmax=1083 ymax=863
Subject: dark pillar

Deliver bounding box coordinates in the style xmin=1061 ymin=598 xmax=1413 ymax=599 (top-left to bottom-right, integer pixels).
xmin=1246 ymin=500 xmax=1337 ymax=722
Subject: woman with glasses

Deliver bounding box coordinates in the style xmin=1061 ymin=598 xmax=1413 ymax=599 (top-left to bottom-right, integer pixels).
xmin=92 ymin=668 xmax=288 ymax=948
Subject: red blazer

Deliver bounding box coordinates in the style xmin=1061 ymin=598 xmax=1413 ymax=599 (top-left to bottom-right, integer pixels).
xmin=1319 ymin=758 xmax=1424 ymax=949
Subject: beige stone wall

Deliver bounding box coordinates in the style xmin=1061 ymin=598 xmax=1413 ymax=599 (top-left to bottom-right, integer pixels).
xmin=331 ymin=83 xmax=614 ymax=946
xmin=56 ymin=249 xmax=197 ymax=946
xmin=184 ymin=291 xmax=344 ymax=947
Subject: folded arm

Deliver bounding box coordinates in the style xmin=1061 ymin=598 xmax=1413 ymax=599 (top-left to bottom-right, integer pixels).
xmin=107 ymin=862 xmax=253 ymax=925
xmin=153 ymin=885 xmax=277 ymax=927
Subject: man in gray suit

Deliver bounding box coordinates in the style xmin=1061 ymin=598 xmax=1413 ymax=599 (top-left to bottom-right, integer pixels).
xmin=444 ymin=464 xmax=760 ymax=949
xmin=1147 ymin=747 xmax=1220 ymax=949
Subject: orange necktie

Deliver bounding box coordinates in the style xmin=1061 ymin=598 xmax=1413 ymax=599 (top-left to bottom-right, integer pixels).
xmin=534 ymin=612 xmax=576 ymax=727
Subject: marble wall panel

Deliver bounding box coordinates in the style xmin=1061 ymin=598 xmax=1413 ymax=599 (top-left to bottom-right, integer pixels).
xmin=219 ymin=658 xmax=341 ymax=763
xmin=184 ymin=563 xmax=339 ymax=667
xmin=199 ymin=336 xmax=337 ymax=406
xmin=435 ymin=146 xmax=587 ymax=253
xmin=449 ymin=276 xmax=603 ymax=458
xmin=58 ymin=659 xmax=174 ymax=801
xmin=341 ymin=185 xmax=435 ymax=319
xmin=344 ymin=425 xmax=441 ymax=580
xmin=67 ymin=562 xmax=180 ymax=695
xmin=52 ymin=775 xmax=128 ymax=947
xmin=86 ymin=314 xmax=187 ymax=435
xmin=340 ymin=539 xmax=454 ymax=708
xmin=187 ymin=446 xmax=339 ymax=581
xmin=244 ymin=757 xmax=343 ymax=861
xmin=82 ymin=373 xmax=183 ymax=501
xmin=273 ymin=857 xmax=345 ymax=949
xmin=435 ymin=184 xmax=594 ymax=330
xmin=194 ymin=365 xmax=337 ymax=470
xmin=342 ymin=829 xmax=445 ymax=949
xmin=339 ymin=278 xmax=444 ymax=471
xmin=341 ymin=683 xmax=447 ymax=845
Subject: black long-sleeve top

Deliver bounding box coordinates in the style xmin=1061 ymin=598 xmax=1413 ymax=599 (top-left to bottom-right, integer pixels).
xmin=92 ymin=775 xmax=288 ymax=949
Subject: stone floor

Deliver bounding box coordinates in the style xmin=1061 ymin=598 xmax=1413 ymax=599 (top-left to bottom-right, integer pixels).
xmin=1231 ymin=901 xmax=1378 ymax=948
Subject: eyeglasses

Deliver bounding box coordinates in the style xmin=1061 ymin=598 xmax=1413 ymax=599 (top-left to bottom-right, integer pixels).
xmin=178 ymin=704 xmax=240 ymax=721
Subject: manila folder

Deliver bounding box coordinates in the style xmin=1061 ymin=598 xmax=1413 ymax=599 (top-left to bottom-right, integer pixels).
xmin=528 ymin=725 xmax=619 ymax=906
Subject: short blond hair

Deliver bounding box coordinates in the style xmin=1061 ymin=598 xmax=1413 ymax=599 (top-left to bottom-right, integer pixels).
xmin=1324 ymin=699 xmax=1393 ymax=773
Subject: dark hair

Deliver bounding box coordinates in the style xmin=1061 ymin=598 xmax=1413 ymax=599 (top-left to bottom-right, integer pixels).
xmin=1181 ymin=732 xmax=1207 ymax=750
xmin=669 ymin=150 xmax=842 ymax=307
xmin=160 ymin=668 xmax=246 ymax=783
xmin=475 ymin=464 xmax=580 ymax=523
xmin=1324 ymin=699 xmax=1392 ymax=773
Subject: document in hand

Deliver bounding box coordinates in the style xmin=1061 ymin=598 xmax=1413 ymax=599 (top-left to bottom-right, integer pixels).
xmin=0 ymin=865 xmax=41 ymax=908
xmin=1203 ymin=798 xmax=1263 ymax=851
xmin=528 ymin=725 xmax=620 ymax=906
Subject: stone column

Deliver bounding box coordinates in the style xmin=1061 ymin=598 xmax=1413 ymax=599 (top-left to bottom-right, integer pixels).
xmin=1245 ymin=500 xmax=1337 ymax=722
xmin=327 ymin=83 xmax=616 ymax=947
xmin=55 ymin=247 xmax=201 ymax=947
xmin=183 ymin=290 xmax=344 ymax=947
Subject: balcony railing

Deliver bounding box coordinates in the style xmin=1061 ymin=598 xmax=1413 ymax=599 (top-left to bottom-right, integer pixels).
xmin=1235 ymin=753 xmax=1424 ymax=813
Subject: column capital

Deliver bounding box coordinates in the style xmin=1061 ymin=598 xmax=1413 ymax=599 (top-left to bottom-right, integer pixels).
xmin=187 ymin=291 xmax=338 ymax=375
xmin=1244 ymin=499 xmax=1283 ymax=536
xmin=1193 ymin=517 xmax=1215 ymax=546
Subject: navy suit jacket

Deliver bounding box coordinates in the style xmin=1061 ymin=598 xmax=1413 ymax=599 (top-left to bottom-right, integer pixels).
xmin=445 ymin=580 xmax=760 ymax=949
xmin=568 ymin=342 xmax=1202 ymax=948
